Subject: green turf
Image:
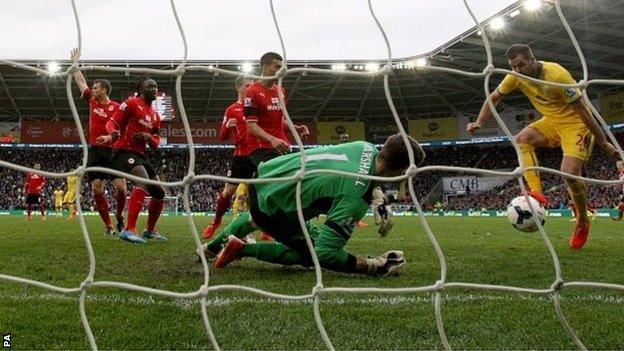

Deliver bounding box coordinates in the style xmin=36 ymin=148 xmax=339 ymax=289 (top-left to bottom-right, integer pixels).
xmin=0 ymin=215 xmax=622 ymax=350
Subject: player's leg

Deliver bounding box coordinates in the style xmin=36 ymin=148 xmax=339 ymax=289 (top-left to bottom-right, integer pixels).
xmin=373 ymin=204 xmax=382 ymax=225
xmin=616 ymin=198 xmax=624 ymax=220
xmin=215 ymin=218 xmax=319 ymax=268
xmin=25 ymin=195 xmax=33 ymax=220
xmin=232 ymin=183 xmax=249 ymax=217
xmin=113 ymin=151 xmax=149 ymax=243
xmin=35 ymin=195 xmax=46 ymax=220
xmin=63 ymin=191 xmax=76 ymax=219
xmin=514 ymin=120 xmax=553 ymax=200
xmin=87 ymin=147 xmax=113 ymax=231
xmin=141 ymin=162 xmax=167 ymax=241
xmin=561 ymin=125 xmax=594 ymax=250
xmin=205 ymin=156 xmax=250 ymax=239
xmin=203 ymin=182 xmax=238 ymax=239
xmin=205 ymin=212 xmax=258 ymax=254
xmin=112 ymin=177 xmax=127 ymax=232
xmin=91 ymin=178 xmax=114 ymax=234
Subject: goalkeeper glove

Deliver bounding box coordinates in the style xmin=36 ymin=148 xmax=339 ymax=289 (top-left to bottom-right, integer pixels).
xmin=366 ymin=250 xmax=405 ymax=277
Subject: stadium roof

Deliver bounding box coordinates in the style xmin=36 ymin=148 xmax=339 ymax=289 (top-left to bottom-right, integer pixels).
xmin=1 ymin=0 xmax=623 ymax=123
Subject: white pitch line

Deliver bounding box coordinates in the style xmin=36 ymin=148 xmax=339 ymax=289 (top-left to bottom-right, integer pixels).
xmin=1 ymin=291 xmax=623 ymax=310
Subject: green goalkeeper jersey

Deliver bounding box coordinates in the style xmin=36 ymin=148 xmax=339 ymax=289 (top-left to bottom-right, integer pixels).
xmin=255 ymin=141 xmax=377 ymax=237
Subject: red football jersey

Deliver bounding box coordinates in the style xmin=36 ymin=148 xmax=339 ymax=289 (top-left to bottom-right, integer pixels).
xmin=82 ymin=87 xmax=120 ymax=147
xmin=220 ymin=101 xmax=259 ymax=157
xmin=109 ymin=97 xmax=161 ymax=155
xmin=25 ymin=173 xmax=45 ymax=194
xmin=243 ymin=82 xmax=288 ymax=151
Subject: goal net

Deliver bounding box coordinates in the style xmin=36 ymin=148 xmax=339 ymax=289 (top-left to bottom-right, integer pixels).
xmin=1 ymin=0 xmax=623 ymax=350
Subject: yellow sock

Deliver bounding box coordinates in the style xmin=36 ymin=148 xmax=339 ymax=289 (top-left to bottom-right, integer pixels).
xmin=567 ymin=179 xmax=589 ymax=223
xmin=68 ymin=203 xmax=75 ymax=216
xmin=519 ymin=143 xmax=542 ymax=193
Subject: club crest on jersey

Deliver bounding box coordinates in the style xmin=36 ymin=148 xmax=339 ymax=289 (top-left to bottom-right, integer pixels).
xmin=244 ymin=98 xmax=252 ymax=107
xmin=128 ymin=158 xmax=135 ymax=164
xmin=108 ymin=106 xmax=115 ymax=111
xmin=268 ymin=97 xmax=282 ymax=111
xmin=138 ymin=115 xmax=154 ymax=129
xmin=93 ymin=107 xmax=107 ymax=118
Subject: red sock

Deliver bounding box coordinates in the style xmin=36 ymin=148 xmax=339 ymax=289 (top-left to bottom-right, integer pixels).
xmin=618 ymin=204 xmax=624 ymax=219
xmin=214 ymin=192 xmax=232 ymax=224
xmin=26 ymin=204 xmax=32 ymax=216
xmin=39 ymin=203 xmax=45 ymax=216
xmin=115 ymin=190 xmax=126 ymax=218
xmin=146 ymin=198 xmax=164 ymax=232
xmin=94 ymin=193 xmax=112 ymax=227
xmin=126 ymin=188 xmax=147 ymax=232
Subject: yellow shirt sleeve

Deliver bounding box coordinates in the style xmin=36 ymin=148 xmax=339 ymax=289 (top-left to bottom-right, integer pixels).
xmin=497 ymin=74 xmax=519 ymax=95
xmin=551 ymin=64 xmax=582 ymax=104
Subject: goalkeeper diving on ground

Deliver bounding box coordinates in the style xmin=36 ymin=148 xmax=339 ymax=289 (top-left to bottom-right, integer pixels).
xmin=199 ymin=134 xmax=425 ymax=277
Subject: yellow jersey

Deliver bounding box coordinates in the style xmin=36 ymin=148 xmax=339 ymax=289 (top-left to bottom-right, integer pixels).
xmin=498 ymin=61 xmax=583 ymax=122
xmin=66 ymin=175 xmax=78 ymax=192
xmin=54 ymin=189 xmax=64 ymax=203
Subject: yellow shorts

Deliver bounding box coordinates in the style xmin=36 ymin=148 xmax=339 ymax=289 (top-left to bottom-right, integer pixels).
xmin=235 ymin=183 xmax=249 ymax=197
xmin=55 ymin=201 xmax=63 ymax=208
xmin=528 ymin=117 xmax=594 ymax=162
xmin=63 ymin=191 xmax=76 ymax=204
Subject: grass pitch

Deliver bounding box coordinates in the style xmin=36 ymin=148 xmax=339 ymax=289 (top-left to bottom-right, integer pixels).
xmin=0 ymin=214 xmax=623 ymax=350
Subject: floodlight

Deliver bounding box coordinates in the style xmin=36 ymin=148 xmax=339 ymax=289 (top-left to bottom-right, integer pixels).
xmin=331 ymin=63 xmax=347 ymax=71
xmin=47 ymin=61 xmax=61 ymax=75
xmin=365 ymin=62 xmax=379 ymax=72
xmin=524 ymin=0 xmax=542 ymax=11
xmin=489 ymin=17 xmax=505 ymax=30
xmin=241 ymin=62 xmax=253 ymax=73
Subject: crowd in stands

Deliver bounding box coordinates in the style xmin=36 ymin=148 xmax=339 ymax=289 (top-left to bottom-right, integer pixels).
xmin=443 ymin=138 xmax=623 ymax=211
xmin=1 ymin=134 xmax=623 ymax=212
xmin=0 ymin=148 xmax=230 ymax=212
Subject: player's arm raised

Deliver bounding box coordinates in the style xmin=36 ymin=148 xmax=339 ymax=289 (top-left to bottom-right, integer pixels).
xmin=70 ymin=48 xmax=89 ymax=94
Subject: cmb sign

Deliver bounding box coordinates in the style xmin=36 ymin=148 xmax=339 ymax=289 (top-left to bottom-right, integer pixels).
xmin=443 ymin=176 xmax=509 ymax=193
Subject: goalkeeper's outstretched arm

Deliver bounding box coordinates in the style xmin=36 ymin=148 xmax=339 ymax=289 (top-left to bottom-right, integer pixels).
xmin=315 ymin=195 xmax=405 ymax=276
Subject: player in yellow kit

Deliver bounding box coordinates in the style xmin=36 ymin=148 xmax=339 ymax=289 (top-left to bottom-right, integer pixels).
xmin=467 ymin=44 xmax=617 ymax=250
xmin=63 ymin=174 xmax=78 ymax=219
xmin=53 ymin=187 xmax=65 ymax=218
xmin=232 ymin=183 xmax=249 ymax=217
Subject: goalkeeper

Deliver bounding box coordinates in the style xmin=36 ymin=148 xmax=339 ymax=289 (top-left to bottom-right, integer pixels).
xmin=200 ymin=134 xmax=425 ymax=276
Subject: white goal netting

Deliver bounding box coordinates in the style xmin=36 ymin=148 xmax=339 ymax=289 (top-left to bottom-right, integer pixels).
xmin=1 ymin=0 xmax=624 ymax=350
